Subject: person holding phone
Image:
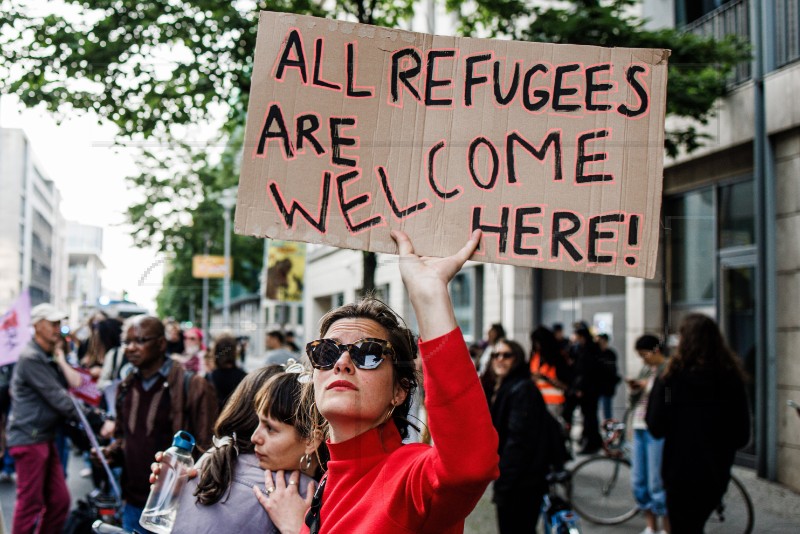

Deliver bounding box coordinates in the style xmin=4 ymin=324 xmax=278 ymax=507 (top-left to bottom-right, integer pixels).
xmin=628 ymin=335 xmax=669 ymax=534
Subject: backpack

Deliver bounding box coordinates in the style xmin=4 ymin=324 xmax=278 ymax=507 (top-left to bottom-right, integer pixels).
xmin=62 ymin=500 xmax=95 ymax=534
xmin=542 ymin=408 xmax=571 ymax=470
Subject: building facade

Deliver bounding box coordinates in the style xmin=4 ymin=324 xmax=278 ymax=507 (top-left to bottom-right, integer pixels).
xmin=65 ymin=221 xmax=105 ymax=325
xmin=0 ymin=128 xmax=67 ymax=312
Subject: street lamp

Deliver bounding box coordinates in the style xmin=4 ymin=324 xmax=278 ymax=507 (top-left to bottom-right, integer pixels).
xmin=217 ymin=187 xmax=238 ymax=329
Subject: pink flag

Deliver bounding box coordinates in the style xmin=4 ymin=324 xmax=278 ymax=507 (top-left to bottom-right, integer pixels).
xmin=0 ymin=290 xmax=32 ymax=366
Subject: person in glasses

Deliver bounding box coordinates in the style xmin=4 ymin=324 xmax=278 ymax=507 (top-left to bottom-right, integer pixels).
xmin=482 ymin=338 xmax=550 ymax=534
xmin=158 ymin=368 xmax=326 ymax=533
xmin=256 ymin=230 xmax=499 ymax=534
xmin=100 ymin=315 xmax=219 ymax=532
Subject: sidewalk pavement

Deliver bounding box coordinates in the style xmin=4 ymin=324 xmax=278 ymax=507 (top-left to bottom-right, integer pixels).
xmin=466 ymin=465 xmax=800 ymax=533
xmin=3 ymin=445 xmax=800 ymax=533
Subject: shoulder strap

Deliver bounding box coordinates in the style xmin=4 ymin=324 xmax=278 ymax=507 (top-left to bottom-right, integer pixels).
xmin=305 ymin=474 xmax=327 ymax=534
xmin=183 ymin=369 xmax=193 ymax=400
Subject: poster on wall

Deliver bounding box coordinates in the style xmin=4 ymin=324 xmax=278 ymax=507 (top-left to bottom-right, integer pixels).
xmin=236 ymin=12 xmax=669 ymax=279
xmin=266 ymin=240 xmax=307 ymax=302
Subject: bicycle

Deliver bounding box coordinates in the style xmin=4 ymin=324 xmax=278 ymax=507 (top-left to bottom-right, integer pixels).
xmin=542 ymin=470 xmax=582 ymax=534
xmin=568 ymin=415 xmax=755 ymax=533
xmin=569 ymin=417 xmax=637 ymax=525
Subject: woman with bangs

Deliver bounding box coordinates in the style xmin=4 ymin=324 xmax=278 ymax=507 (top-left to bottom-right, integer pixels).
xmin=151 ymin=365 xmax=324 ymax=533
xmin=257 ymin=230 xmax=499 ymax=534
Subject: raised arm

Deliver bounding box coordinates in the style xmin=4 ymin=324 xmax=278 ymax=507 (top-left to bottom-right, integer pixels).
xmin=390 ymin=230 xmax=499 ymax=531
xmin=390 ymin=229 xmax=481 ymax=341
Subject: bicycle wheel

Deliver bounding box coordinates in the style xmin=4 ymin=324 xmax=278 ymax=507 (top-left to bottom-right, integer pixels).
xmin=705 ymin=475 xmax=754 ymax=534
xmin=569 ymin=456 xmax=638 ymax=525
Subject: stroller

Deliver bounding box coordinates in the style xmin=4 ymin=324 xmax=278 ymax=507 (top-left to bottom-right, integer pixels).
xmin=63 ymin=395 xmax=124 ymax=534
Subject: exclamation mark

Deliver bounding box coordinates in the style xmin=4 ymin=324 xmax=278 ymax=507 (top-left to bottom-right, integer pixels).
xmin=625 ymin=215 xmax=640 ymax=266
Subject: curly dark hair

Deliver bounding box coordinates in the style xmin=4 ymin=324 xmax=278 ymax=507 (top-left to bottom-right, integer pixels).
xmin=664 ymin=313 xmax=746 ymax=381
xmin=193 ymin=365 xmax=283 ymax=505
xmin=302 ymin=296 xmax=420 ymax=440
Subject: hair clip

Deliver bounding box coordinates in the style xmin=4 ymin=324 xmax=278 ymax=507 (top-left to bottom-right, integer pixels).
xmin=212 ymin=431 xmax=239 ymax=455
xmin=284 ymin=358 xmax=312 ymax=383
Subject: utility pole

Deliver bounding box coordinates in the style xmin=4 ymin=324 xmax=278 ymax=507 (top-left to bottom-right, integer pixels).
xmin=217 ymin=188 xmax=237 ymax=331
xmin=201 ymin=232 xmax=210 ymax=337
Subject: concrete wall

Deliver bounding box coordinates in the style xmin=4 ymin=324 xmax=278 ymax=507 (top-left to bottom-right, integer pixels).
xmin=774 ymin=129 xmax=800 ymax=491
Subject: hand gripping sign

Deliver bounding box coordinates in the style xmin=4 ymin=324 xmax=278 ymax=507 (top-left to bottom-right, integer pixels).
xmin=235 ymin=12 xmax=669 ymax=278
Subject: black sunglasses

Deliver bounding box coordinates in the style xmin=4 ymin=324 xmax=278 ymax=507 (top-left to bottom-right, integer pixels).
xmin=491 ymin=351 xmax=514 ymax=360
xmin=305 ymin=338 xmax=395 ymax=370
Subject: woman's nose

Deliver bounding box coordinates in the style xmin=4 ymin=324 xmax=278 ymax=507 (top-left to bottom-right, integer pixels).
xmin=333 ymin=349 xmax=355 ymax=374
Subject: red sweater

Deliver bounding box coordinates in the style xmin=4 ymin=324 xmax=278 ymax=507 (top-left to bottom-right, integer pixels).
xmin=304 ymin=328 xmax=500 ymax=533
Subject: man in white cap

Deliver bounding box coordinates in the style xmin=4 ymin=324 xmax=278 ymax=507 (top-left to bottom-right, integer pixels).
xmin=6 ymin=303 xmax=78 ymax=534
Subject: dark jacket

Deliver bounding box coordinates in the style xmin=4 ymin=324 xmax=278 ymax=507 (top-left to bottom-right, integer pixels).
xmin=6 ymin=340 xmax=78 ymax=447
xmin=645 ymin=368 xmax=750 ymax=494
xmin=487 ymin=364 xmax=549 ymax=504
xmin=109 ymin=360 xmax=218 ymax=459
xmin=571 ymin=341 xmax=603 ymax=396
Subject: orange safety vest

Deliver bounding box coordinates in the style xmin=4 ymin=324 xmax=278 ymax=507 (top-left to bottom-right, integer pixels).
xmin=530 ymin=353 xmax=565 ymax=405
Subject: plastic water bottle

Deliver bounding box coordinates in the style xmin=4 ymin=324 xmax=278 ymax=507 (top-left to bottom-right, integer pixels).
xmin=139 ymin=431 xmax=196 ymax=534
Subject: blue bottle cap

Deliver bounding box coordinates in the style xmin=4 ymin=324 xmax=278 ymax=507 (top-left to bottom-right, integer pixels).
xmin=172 ymin=430 xmax=196 ymax=452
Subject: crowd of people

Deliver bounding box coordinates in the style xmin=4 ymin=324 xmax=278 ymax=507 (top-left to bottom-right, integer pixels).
xmin=0 ymin=231 xmax=502 ymax=534
xmin=0 ymin=231 xmax=751 ymax=534
xmin=475 ymin=316 xmax=750 ymax=534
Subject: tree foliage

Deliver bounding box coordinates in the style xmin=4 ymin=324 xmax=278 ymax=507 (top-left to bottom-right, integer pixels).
xmin=127 ymin=131 xmax=263 ymax=319
xmin=450 ymin=0 xmax=750 ymax=156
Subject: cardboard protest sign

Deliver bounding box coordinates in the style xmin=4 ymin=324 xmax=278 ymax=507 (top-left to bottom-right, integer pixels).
xmin=235 ymin=12 xmax=669 ymax=278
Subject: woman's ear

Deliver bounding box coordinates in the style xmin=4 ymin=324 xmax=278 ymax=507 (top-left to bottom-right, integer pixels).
xmin=392 ymin=385 xmax=408 ymax=407
xmin=305 ymin=429 xmax=324 ymax=454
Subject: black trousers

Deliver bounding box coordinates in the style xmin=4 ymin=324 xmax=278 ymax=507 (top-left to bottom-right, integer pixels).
xmin=495 ymin=491 xmax=544 ymax=534
xmin=579 ymin=394 xmax=602 ymax=450
xmin=666 ymin=485 xmax=721 ymax=534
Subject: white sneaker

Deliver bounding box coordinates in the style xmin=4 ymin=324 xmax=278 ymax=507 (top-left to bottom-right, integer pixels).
xmin=639 ymin=528 xmax=656 ymax=534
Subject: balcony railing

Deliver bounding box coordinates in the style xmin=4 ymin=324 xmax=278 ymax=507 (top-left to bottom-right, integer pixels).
xmin=684 ymin=0 xmax=752 ymax=85
xmin=684 ymin=0 xmax=800 ymax=84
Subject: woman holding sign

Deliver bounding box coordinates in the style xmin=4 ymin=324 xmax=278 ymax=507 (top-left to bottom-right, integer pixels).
xmin=254 ymin=230 xmax=499 ymax=534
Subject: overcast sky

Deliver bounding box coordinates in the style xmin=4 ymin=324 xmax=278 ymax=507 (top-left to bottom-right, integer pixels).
xmin=1 ymin=95 xmax=164 ymax=312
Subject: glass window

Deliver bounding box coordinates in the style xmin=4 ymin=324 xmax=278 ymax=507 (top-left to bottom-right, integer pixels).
xmin=666 ymin=188 xmax=715 ymax=302
xmin=719 ymin=180 xmax=755 ymax=248
xmin=450 ymin=269 xmax=475 ymax=342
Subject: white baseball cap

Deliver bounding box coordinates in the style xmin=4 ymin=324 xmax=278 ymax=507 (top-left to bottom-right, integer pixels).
xmin=30 ymin=303 xmax=68 ymax=325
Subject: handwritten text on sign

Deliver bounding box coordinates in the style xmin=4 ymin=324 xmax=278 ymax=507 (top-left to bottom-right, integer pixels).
xmin=236 ymin=12 xmax=669 ymax=278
